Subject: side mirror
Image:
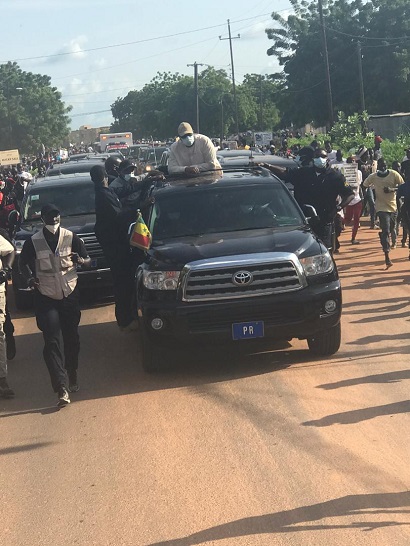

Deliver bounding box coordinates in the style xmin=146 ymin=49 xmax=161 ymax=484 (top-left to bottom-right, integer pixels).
xmin=8 ymin=209 xmax=21 ymax=238
xmin=301 ymin=204 xmax=318 ymax=221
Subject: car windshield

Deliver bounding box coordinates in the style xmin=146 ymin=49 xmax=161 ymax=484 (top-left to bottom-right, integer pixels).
xmin=23 ymin=181 xmax=95 ymax=221
xmin=150 ymin=184 xmax=304 ymax=240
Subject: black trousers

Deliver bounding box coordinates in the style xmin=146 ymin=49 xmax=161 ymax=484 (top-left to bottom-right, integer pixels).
xmin=35 ymin=287 xmax=81 ymax=392
xmin=103 ymin=244 xmax=137 ymax=328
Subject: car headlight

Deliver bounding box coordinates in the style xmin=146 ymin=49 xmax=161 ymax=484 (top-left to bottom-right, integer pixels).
xmin=299 ymin=252 xmax=334 ymax=276
xmin=143 ymin=270 xmax=180 ymax=290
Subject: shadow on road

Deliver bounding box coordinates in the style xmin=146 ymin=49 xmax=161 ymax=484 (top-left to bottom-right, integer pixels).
xmin=145 ymin=491 xmax=410 ymax=545
xmin=302 ymin=400 xmax=410 ymax=427
xmin=0 ymin=441 xmax=54 ymax=455
xmin=317 ymin=369 xmax=410 ymax=390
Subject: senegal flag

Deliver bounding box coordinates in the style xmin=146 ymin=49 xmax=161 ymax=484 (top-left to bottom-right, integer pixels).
xmin=130 ymin=211 xmax=152 ymax=250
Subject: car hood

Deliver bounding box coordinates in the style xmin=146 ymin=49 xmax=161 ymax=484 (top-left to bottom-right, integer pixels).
xmin=147 ymin=227 xmax=323 ymax=269
xmin=16 ymin=214 xmax=96 ymax=240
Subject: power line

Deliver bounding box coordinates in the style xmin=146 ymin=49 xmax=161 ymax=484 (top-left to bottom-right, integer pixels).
xmin=326 ymin=26 xmax=410 ymax=42
xmin=70 ymin=109 xmax=111 ymax=117
xmin=1 ymin=12 xmax=287 ymax=64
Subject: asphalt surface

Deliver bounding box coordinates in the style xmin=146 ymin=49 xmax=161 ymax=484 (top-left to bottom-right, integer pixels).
xmin=1 ymin=221 xmax=409 ymax=546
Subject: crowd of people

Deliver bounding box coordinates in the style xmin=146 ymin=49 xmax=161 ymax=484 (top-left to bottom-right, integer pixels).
xmin=0 ymin=124 xmax=409 ymax=406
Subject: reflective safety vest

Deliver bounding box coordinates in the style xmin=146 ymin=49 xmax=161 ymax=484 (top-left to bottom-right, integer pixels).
xmin=32 ymin=227 xmax=78 ymax=300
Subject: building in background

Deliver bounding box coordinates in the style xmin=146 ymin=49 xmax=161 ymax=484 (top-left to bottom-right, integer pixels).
xmin=69 ymin=125 xmax=110 ymax=147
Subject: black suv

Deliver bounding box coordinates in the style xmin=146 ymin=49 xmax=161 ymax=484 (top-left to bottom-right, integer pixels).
xmin=12 ymin=174 xmax=111 ymax=308
xmin=136 ymin=168 xmax=342 ymax=371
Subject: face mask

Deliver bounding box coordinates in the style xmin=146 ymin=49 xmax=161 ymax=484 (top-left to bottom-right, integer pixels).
xmin=45 ymin=223 xmax=60 ymax=234
xmin=377 ymin=168 xmax=388 ymax=175
xmin=295 ymin=155 xmax=302 ymax=166
xmin=124 ymin=174 xmax=132 ymax=182
xmin=314 ymin=157 xmax=327 ymax=170
xmin=181 ymin=135 xmax=195 ymax=147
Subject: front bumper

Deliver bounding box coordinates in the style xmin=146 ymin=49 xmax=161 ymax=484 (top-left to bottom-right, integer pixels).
xmin=138 ymin=280 xmax=341 ymax=344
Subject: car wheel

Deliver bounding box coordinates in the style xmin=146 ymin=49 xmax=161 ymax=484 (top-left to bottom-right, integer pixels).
xmin=139 ymin=325 xmax=165 ymax=373
xmin=13 ymin=287 xmax=33 ymax=310
xmin=307 ymin=322 xmax=341 ymax=356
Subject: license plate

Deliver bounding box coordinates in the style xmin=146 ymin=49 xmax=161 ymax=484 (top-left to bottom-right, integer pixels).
xmin=91 ymin=259 xmax=97 ymax=268
xmin=232 ymin=321 xmax=264 ymax=340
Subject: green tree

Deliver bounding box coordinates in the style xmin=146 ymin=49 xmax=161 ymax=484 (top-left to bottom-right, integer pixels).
xmin=0 ymin=62 xmax=71 ymax=153
xmin=266 ymin=0 xmax=410 ymax=127
xmin=111 ymin=67 xmax=281 ymax=138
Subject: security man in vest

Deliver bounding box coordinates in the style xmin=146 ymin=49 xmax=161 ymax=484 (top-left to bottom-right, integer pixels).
xmin=19 ymin=204 xmax=91 ymax=407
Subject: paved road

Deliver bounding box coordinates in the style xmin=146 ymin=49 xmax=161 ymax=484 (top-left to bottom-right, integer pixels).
xmin=1 ymin=224 xmax=409 ymax=546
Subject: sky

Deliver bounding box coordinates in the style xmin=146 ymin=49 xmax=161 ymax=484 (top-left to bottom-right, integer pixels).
xmin=2 ymin=0 xmax=292 ymax=130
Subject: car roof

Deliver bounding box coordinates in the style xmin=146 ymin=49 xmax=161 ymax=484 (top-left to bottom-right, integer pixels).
xmin=151 ymin=168 xmax=284 ymax=196
xmin=27 ymin=173 xmax=92 ymax=189
xmin=220 ymin=155 xmax=297 ymax=169
xmin=217 ymin=149 xmax=265 ymax=157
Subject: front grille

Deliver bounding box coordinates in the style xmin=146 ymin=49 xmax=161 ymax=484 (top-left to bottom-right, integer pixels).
xmin=183 ymin=259 xmax=304 ymax=302
xmin=187 ymin=303 xmax=303 ymax=333
xmin=79 ymin=232 xmax=104 ymax=259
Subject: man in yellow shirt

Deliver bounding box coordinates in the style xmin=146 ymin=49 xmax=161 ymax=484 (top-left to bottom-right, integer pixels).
xmin=363 ymin=158 xmax=404 ymax=268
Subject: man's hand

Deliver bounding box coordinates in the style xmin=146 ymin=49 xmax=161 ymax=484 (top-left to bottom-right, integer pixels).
xmin=70 ymin=252 xmax=84 ymax=265
xmin=145 ymin=170 xmax=165 ymax=179
xmin=185 ymin=166 xmax=200 ymax=175
xmin=28 ymin=277 xmax=40 ymax=289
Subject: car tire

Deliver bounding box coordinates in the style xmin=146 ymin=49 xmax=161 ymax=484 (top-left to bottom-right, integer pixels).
xmin=307 ymin=322 xmax=341 ymax=356
xmin=140 ymin=325 xmax=164 ymax=373
xmin=13 ymin=288 xmax=33 ymax=310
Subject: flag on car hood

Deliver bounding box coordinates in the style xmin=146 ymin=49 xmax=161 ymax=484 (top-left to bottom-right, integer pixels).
xmin=130 ymin=211 xmax=152 ymax=251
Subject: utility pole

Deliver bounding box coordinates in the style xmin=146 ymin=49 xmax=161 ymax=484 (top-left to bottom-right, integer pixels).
xmin=187 ymin=62 xmax=205 ymax=133
xmin=357 ymin=41 xmax=366 ymax=112
xmin=259 ymin=75 xmax=263 ymax=129
xmin=220 ymin=20 xmax=240 ymax=138
xmin=318 ymin=0 xmax=333 ymax=127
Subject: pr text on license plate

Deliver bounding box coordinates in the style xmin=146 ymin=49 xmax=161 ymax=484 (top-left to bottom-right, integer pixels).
xmin=232 ymin=321 xmax=264 ymax=340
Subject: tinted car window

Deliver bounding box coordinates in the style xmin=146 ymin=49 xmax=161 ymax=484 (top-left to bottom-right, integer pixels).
xmin=150 ymin=184 xmax=304 ymax=240
xmin=23 ymin=181 xmax=95 ymax=220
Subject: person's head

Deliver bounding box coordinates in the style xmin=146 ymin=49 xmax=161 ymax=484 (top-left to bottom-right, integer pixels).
xmin=374 ymin=135 xmax=383 ymax=149
xmin=356 ymin=145 xmax=369 ymax=163
xmin=90 ymin=164 xmax=108 ymax=188
xmin=295 ymin=146 xmax=314 ymax=167
xmin=336 ymin=149 xmax=343 ymax=162
xmin=392 ymin=160 xmax=401 ymax=173
xmin=324 ymin=140 xmax=332 ymax=153
xmin=405 ymin=147 xmax=410 ymax=159
xmin=105 ymin=156 xmax=121 ymax=178
xmin=313 ymin=148 xmax=328 ymax=171
xmin=178 ymin=122 xmax=195 ymax=147
xmin=377 ymin=158 xmax=387 ymax=173
xmin=117 ymin=159 xmax=137 ymax=181
xmin=41 ymin=204 xmax=60 ymax=233
xmin=346 ymin=155 xmax=355 ymax=164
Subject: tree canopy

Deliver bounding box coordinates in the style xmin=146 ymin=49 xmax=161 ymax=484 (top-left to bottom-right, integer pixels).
xmin=0 ymin=62 xmax=71 ymax=153
xmin=111 ymin=68 xmax=281 ymax=138
xmin=266 ymin=0 xmax=410 ymax=127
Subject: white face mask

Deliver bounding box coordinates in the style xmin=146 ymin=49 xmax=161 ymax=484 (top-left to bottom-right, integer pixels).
xmin=181 ymin=135 xmax=195 ymax=147
xmin=45 ymin=223 xmax=60 ymax=234
xmin=314 ymin=157 xmax=327 ymax=170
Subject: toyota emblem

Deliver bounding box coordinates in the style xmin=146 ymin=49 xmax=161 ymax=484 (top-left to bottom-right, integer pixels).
xmin=232 ymin=270 xmax=253 ymax=286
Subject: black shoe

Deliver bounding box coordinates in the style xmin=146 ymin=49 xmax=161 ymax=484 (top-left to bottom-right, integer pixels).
xmin=6 ymin=334 xmax=16 ymax=360
xmin=68 ymin=372 xmax=79 ymax=393
xmin=57 ymin=386 xmax=71 ymax=407
xmin=0 ymin=377 xmax=15 ymax=398
xmin=351 ymin=240 xmax=361 ymax=245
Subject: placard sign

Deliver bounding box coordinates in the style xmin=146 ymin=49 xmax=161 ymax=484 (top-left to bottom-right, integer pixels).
xmin=331 ymin=162 xmax=359 ymax=188
xmin=0 ymin=149 xmax=20 ymax=166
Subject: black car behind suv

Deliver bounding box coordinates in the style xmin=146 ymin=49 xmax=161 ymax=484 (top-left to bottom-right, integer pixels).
xmin=136 ymin=168 xmax=342 ymax=371
xmin=12 ymin=174 xmax=111 ymax=308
